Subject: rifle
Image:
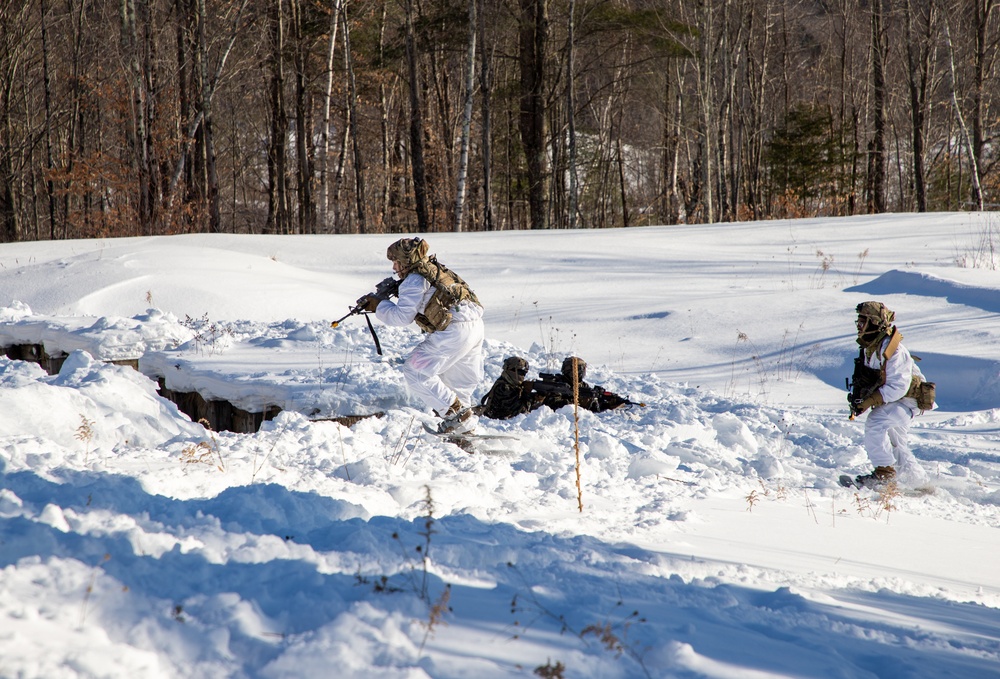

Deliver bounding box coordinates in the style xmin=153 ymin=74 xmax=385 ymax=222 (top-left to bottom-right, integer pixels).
xmin=331 ymin=276 xmax=400 ymax=355
xmin=528 ymin=373 xmax=645 ymax=412
xmin=846 ymin=349 xmax=882 ymax=419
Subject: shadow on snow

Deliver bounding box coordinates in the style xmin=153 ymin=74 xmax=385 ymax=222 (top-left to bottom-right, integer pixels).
xmin=1 ymin=463 xmax=998 ymax=678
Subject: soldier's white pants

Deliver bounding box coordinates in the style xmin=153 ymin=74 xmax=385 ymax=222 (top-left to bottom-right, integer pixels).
xmin=863 ymin=398 xmax=917 ymax=467
xmin=401 ymin=317 xmax=485 ymax=414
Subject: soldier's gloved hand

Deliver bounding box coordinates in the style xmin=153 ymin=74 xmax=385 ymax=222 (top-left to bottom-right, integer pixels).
xmin=360 ymin=294 xmax=381 ymax=313
xmin=855 ymin=391 xmax=884 ymax=414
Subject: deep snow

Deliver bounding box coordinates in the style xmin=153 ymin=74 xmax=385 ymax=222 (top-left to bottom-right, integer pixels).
xmin=1 ymin=212 xmax=1000 ymax=678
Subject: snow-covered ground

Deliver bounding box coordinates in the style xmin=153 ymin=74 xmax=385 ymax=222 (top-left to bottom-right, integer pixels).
xmin=1 ymin=212 xmax=999 ymax=678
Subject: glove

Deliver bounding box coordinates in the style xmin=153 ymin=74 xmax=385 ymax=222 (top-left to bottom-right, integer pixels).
xmin=360 ymin=294 xmax=381 ymax=313
xmin=855 ymin=391 xmax=884 ymax=414
xmin=523 ymin=382 xmax=545 ymax=404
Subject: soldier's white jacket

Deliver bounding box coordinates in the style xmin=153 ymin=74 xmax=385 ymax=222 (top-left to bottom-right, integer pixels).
xmin=864 ymin=333 xmax=924 ymax=405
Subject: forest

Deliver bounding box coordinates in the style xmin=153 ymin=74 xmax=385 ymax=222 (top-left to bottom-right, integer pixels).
xmin=1 ymin=0 xmax=998 ymax=240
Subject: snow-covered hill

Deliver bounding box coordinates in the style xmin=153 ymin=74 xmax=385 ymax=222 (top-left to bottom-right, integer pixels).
xmin=2 ymin=213 xmax=999 ymax=678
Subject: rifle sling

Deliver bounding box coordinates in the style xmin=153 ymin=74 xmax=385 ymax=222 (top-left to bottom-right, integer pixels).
xmin=365 ymin=313 xmax=384 ymax=356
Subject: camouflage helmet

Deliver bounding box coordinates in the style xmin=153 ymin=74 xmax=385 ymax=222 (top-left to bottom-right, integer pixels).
xmin=561 ymin=356 xmax=587 ymax=383
xmin=856 ymin=301 xmax=895 ymax=331
xmin=501 ymin=356 xmax=529 ymax=385
xmin=386 ymin=238 xmax=429 ymax=274
xmin=856 ymin=301 xmax=895 ymax=349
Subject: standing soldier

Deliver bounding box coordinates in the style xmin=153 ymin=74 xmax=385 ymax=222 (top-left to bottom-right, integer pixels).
xmin=847 ymin=301 xmax=934 ymax=488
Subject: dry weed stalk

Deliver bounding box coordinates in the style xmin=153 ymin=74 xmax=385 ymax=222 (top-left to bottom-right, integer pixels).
xmin=507 ymin=564 xmax=652 ymax=678
xmin=357 ymin=487 xmax=452 ymax=659
xmin=389 ymin=416 xmax=416 ymax=466
xmin=75 ymin=415 xmax=95 ymax=464
xmin=80 ymin=553 xmax=110 ymax=627
xmin=181 ymin=419 xmax=225 ymax=471
xmin=571 ymin=357 xmax=583 ymax=513
xmin=181 ymin=313 xmax=233 ymax=355
xmin=251 ymin=427 xmax=283 ymax=482
xmin=415 ymin=486 xmax=437 ymax=601
xmin=852 ymin=481 xmax=901 ymax=522
xmin=377 ymin=485 xmax=440 ymax=603
xmin=418 ymin=584 xmax=452 ymax=653
xmin=338 ymin=427 xmax=351 ymax=481
xmin=534 ymin=660 xmax=567 ymax=679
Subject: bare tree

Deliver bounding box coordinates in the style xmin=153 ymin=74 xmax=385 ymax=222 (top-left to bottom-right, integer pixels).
xmin=478 ymin=0 xmax=496 ymax=230
xmin=343 ymin=4 xmax=367 ymax=233
xmin=565 ymin=0 xmax=578 ymax=230
xmin=867 ymin=0 xmax=887 ymax=213
xmin=404 ymin=0 xmax=428 ymax=231
xmin=453 ymin=0 xmax=476 ymax=232
xmin=290 ymin=0 xmax=315 ymax=234
xmin=266 ymin=0 xmax=291 ymax=233
xmin=168 ymin=0 xmax=249 ymax=232
xmin=0 ymin=3 xmax=35 ymax=242
xmin=970 ymin=0 xmax=999 ymax=207
xmin=318 ymin=0 xmax=343 ymax=231
xmin=519 ymin=0 xmax=548 ymax=229
xmin=944 ymin=17 xmax=984 ymax=209
xmin=904 ymin=0 xmax=937 ymax=211
xmin=120 ymin=0 xmax=160 ymax=234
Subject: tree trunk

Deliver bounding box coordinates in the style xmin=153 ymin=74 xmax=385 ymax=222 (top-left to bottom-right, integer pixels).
xmin=196 ymin=0 xmax=220 ymax=232
xmin=970 ymin=0 xmax=996 ymax=209
xmin=868 ymin=0 xmax=887 ymax=213
xmin=944 ymin=18 xmax=983 ymax=209
xmin=698 ymin=0 xmax=715 ymax=223
xmin=566 ymin=0 xmax=578 ymax=230
xmin=478 ymin=0 xmax=496 ymax=230
xmin=0 ymin=90 xmax=16 ymax=242
xmin=519 ymin=0 xmax=548 ymax=229
xmin=343 ymin=7 xmax=367 ymax=233
xmin=291 ymin=0 xmax=314 ymax=234
xmin=319 ymin=0 xmax=342 ymax=231
xmin=904 ymin=0 xmax=934 ymax=212
xmin=120 ymin=0 xmax=158 ymax=234
xmin=40 ymin=0 xmax=57 ymax=239
xmin=267 ymin=0 xmax=290 ymax=234
xmin=453 ymin=0 xmax=477 ymax=232
xmin=378 ymin=0 xmax=391 ymax=230
xmin=404 ymin=0 xmax=428 ymax=231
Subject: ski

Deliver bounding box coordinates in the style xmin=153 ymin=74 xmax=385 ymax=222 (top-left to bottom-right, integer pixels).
xmin=429 ymin=429 xmax=521 ymax=445
xmin=422 ymin=421 xmax=520 ymax=454
xmin=423 ymin=422 xmax=476 ymax=438
xmin=838 ymin=473 xmax=935 ymax=497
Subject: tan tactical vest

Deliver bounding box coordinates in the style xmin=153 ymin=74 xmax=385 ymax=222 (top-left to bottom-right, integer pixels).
xmin=408 ymin=256 xmax=481 ymax=333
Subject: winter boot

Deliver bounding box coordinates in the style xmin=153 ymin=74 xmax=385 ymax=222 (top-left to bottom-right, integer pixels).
xmin=854 ymin=465 xmax=896 ymax=489
xmin=436 ymin=398 xmax=475 ymax=434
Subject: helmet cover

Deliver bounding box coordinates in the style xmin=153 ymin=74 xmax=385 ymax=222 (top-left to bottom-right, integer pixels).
xmin=386 ymin=238 xmax=429 ymax=273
